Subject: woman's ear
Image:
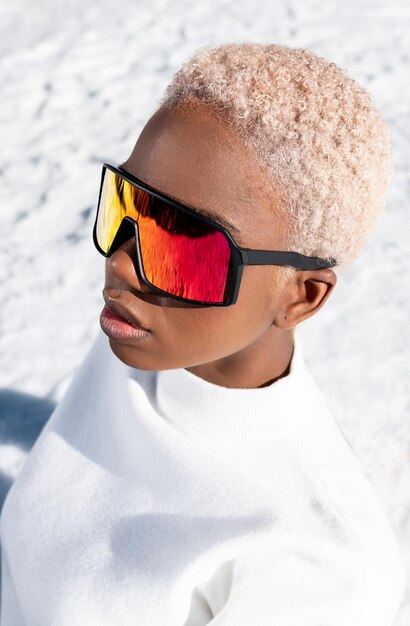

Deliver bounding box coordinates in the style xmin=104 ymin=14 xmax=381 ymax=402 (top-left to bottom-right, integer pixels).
xmin=275 ymin=269 xmax=337 ymax=329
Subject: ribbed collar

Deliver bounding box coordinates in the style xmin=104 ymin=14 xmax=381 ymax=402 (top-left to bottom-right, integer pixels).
xmin=153 ymin=330 xmax=326 ymax=442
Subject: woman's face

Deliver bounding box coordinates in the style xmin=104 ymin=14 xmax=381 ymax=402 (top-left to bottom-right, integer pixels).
xmin=101 ymin=102 xmax=335 ymax=385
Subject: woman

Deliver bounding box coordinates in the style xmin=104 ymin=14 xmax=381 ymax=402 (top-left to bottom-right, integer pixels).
xmin=0 ymin=42 xmax=405 ymax=625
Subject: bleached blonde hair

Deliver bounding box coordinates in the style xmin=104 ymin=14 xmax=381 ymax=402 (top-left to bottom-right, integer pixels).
xmin=159 ymin=42 xmax=393 ymax=278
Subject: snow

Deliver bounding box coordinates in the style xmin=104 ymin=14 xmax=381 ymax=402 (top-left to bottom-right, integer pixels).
xmin=0 ymin=0 xmax=409 ymax=622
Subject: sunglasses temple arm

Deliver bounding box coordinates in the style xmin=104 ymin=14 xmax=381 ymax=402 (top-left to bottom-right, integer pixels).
xmin=241 ymin=248 xmax=337 ymax=270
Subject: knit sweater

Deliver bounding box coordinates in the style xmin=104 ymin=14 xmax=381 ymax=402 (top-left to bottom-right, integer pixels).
xmin=0 ymin=328 xmax=406 ymax=625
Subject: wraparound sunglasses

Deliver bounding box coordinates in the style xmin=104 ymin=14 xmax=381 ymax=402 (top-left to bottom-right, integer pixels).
xmin=93 ymin=163 xmax=337 ymax=307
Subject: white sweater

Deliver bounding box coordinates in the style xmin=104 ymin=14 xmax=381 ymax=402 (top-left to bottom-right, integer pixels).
xmin=0 ymin=328 xmax=406 ymax=626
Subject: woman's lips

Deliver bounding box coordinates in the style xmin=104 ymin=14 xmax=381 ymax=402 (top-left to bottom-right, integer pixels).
xmin=102 ymin=296 xmax=151 ymax=330
xmin=100 ymin=305 xmax=151 ymax=341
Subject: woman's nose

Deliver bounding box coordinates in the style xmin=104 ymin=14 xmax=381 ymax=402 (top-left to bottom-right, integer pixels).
xmin=106 ymin=232 xmax=154 ymax=296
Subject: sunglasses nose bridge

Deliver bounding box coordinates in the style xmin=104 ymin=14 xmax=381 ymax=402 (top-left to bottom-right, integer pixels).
xmin=132 ymin=220 xmax=143 ymax=271
xmin=108 ymin=218 xmax=156 ymax=294
xmin=107 ymin=217 xmax=143 ymax=271
xmin=106 ymin=216 xmax=134 ymax=254
xmin=119 ymin=218 xmax=144 ymax=276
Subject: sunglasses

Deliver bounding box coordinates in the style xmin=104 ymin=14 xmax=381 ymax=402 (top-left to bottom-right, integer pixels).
xmin=93 ymin=163 xmax=337 ymax=307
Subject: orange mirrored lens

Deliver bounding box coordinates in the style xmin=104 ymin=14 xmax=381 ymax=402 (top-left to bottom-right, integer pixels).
xmin=96 ymin=168 xmax=232 ymax=303
xmin=96 ymin=169 xmax=148 ymax=254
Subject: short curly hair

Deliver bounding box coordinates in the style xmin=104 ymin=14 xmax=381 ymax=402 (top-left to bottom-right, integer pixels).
xmin=158 ymin=42 xmax=393 ymax=277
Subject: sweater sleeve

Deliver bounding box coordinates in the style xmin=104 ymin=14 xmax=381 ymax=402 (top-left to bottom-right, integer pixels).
xmin=200 ymin=542 xmax=371 ymax=626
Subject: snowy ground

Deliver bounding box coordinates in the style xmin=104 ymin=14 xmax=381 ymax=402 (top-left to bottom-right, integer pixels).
xmin=0 ymin=0 xmax=409 ymax=622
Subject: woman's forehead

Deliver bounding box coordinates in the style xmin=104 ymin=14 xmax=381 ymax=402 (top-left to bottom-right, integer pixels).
xmin=122 ymin=104 xmax=288 ymax=248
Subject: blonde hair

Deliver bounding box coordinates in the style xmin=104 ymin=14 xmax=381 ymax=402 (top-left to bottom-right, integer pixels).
xmin=159 ymin=42 xmax=393 ymax=277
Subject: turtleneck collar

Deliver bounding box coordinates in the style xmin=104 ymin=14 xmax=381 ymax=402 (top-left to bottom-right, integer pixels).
xmin=152 ymin=330 xmax=326 ymax=442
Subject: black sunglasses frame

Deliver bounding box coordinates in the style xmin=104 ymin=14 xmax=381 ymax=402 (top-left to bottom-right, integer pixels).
xmin=93 ymin=162 xmax=337 ymax=307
